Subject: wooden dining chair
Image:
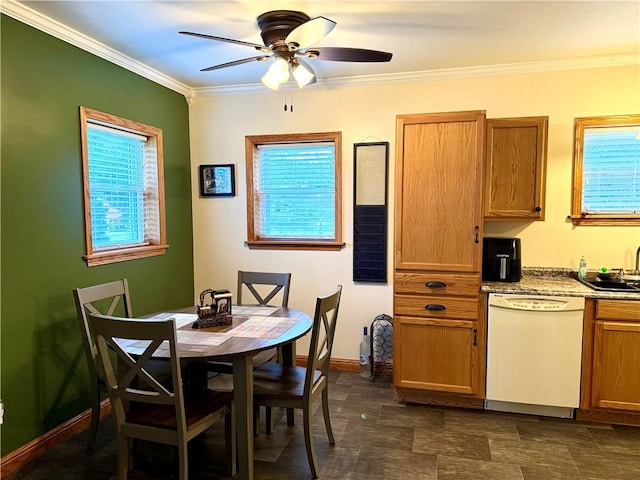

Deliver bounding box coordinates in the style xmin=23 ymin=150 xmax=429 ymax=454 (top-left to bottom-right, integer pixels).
xmin=252 ymin=285 xmax=342 ymax=479
xmin=238 ymin=270 xmax=292 ymax=365
xmin=206 ymin=270 xmax=292 ymax=376
xmin=73 ymin=279 xmax=133 ymax=449
xmin=88 ymin=313 xmax=236 ymax=480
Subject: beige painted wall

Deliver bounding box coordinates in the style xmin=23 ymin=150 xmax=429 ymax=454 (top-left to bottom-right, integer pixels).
xmin=188 ymin=64 xmax=639 ymax=361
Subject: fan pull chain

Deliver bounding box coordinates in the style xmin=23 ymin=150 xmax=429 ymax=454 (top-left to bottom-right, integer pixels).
xmin=283 ymin=88 xmax=294 ymax=112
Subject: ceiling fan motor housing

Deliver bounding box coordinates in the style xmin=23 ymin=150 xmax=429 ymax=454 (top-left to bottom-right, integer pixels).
xmin=257 ymin=10 xmax=310 ymax=49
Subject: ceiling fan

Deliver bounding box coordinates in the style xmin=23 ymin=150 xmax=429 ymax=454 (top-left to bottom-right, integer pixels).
xmin=180 ymin=10 xmax=393 ymax=90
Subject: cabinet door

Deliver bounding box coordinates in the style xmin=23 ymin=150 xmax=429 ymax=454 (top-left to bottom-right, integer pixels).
xmin=394 ymin=315 xmax=479 ymax=395
xmin=592 ymin=320 xmax=640 ymax=411
xmin=395 ymin=111 xmax=485 ymax=272
xmin=484 ymin=117 xmax=548 ymax=220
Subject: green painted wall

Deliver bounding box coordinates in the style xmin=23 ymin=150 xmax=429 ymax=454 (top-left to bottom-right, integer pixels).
xmin=1 ymin=15 xmax=195 ymax=456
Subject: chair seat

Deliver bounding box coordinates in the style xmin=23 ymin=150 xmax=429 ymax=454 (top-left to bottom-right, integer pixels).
xmin=128 ymin=389 xmax=233 ymax=430
xmin=253 ymin=362 xmax=322 ymax=398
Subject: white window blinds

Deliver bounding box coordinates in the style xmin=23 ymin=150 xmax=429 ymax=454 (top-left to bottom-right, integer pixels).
xmin=255 ymin=142 xmax=336 ymax=239
xmin=87 ymin=123 xmax=158 ymax=249
xmin=582 ymin=126 xmax=640 ymax=214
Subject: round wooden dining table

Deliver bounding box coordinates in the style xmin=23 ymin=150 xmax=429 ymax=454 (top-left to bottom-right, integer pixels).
xmin=126 ymin=305 xmax=314 ymax=480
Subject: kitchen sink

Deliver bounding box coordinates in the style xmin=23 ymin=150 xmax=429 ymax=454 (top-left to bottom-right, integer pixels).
xmin=578 ymin=278 xmax=640 ymax=292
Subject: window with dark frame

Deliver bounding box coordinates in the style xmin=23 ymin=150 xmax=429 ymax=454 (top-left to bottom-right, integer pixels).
xmin=80 ymin=107 xmax=168 ymax=266
xmin=245 ymin=132 xmax=343 ymax=250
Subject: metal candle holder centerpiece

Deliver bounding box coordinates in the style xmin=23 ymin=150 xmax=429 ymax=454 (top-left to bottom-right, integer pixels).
xmin=193 ymin=289 xmax=233 ymax=329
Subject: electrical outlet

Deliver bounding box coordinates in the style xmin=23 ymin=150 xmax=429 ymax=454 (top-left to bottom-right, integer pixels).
xmin=0 ymin=400 xmax=4 ymax=425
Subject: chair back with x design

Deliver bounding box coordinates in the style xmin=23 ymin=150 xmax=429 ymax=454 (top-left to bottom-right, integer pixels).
xmin=304 ymin=285 xmax=342 ymax=396
xmin=72 ymin=279 xmax=132 ymax=448
xmin=237 ymin=271 xmax=291 ymax=307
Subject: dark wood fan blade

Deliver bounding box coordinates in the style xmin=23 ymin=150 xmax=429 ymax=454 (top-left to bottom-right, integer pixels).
xmin=310 ymin=47 xmax=392 ymax=62
xmin=179 ymin=31 xmax=268 ymax=51
xmin=200 ymin=56 xmax=271 ymax=72
xmin=285 ymin=16 xmax=336 ymax=49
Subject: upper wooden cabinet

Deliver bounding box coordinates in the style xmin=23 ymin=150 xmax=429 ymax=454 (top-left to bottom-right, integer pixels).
xmin=484 ymin=116 xmax=548 ymax=220
xmin=395 ymin=111 xmax=485 ymax=272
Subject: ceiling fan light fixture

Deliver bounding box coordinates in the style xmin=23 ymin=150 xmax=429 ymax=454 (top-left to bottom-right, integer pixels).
xmin=292 ymin=60 xmax=315 ymax=88
xmin=261 ymin=73 xmax=281 ymax=90
xmin=267 ymin=56 xmax=290 ymax=83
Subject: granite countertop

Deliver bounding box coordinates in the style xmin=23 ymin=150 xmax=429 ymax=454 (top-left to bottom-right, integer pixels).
xmin=481 ymin=267 xmax=640 ymax=301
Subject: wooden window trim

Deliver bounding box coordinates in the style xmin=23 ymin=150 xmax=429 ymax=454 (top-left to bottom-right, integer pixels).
xmin=80 ymin=107 xmax=168 ymax=266
xmin=245 ymin=132 xmax=344 ymax=251
xmin=571 ymin=114 xmax=640 ymax=226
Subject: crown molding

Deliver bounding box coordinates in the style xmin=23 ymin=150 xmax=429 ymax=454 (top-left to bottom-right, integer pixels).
xmin=193 ymin=52 xmax=640 ymax=97
xmin=3 ymin=0 xmax=637 ymax=100
xmin=1 ymin=0 xmax=194 ymax=98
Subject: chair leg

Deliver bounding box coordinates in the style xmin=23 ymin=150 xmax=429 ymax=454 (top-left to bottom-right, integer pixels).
xmin=86 ymin=383 xmax=101 ymax=449
xmin=286 ymin=407 xmax=295 ymax=427
xmin=265 ymin=406 xmax=273 ymax=434
xmin=322 ymin=387 xmax=335 ymax=445
xmin=302 ymin=405 xmax=319 ymax=479
xmin=116 ymin=435 xmax=130 ymax=480
xmin=177 ymin=442 xmax=188 ymax=480
xmin=253 ymin=405 xmax=260 ymax=436
xmin=225 ymin=406 xmax=237 ymax=476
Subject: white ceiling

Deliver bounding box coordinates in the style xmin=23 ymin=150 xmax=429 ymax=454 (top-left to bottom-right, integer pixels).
xmin=5 ymin=1 xmax=640 ymax=93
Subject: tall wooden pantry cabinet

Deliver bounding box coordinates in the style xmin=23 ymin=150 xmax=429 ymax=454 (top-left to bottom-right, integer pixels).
xmin=393 ymin=111 xmax=486 ymax=408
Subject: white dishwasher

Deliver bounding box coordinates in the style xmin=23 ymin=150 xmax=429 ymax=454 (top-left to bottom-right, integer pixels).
xmin=485 ymin=293 xmax=585 ymax=418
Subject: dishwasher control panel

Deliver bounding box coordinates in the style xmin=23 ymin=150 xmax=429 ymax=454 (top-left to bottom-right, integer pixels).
xmin=489 ymin=294 xmax=585 ymax=312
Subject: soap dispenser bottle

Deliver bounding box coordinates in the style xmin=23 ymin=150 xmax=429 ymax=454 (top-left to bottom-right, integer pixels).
xmin=578 ymin=256 xmax=587 ymax=280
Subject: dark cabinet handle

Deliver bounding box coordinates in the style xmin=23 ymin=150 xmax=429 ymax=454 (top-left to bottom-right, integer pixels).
xmin=474 ymin=225 xmax=480 ymax=243
xmin=535 ymin=206 xmax=542 ymax=212
xmin=473 ymin=329 xmax=477 ymax=346
xmin=425 ymin=281 xmax=446 ymax=288
xmin=425 ymin=304 xmax=446 ymax=311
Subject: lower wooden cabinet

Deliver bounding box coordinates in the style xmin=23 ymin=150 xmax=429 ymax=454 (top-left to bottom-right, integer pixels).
xmin=592 ymin=319 xmax=640 ymax=411
xmin=393 ymin=286 xmax=486 ymax=408
xmin=578 ymin=298 xmax=640 ymax=425
xmin=394 ymin=316 xmax=480 ymax=395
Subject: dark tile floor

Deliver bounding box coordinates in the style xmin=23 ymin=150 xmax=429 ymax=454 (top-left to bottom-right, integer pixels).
xmin=6 ymin=371 xmax=640 ymax=480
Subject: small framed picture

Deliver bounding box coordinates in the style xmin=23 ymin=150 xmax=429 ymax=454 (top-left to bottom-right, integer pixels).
xmin=199 ymin=164 xmax=235 ymax=197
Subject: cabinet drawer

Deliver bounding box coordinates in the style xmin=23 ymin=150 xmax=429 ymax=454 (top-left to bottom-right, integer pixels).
xmin=596 ymin=300 xmax=640 ymax=322
xmin=395 ymin=294 xmax=479 ymax=319
xmin=394 ymin=272 xmax=481 ymax=297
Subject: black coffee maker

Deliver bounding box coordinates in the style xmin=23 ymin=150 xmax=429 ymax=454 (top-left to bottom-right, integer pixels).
xmin=482 ymin=237 xmax=522 ymax=282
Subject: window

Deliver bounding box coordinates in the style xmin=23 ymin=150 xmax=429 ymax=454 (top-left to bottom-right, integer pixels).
xmin=571 ymin=114 xmax=640 ymax=225
xmin=245 ymin=132 xmax=343 ymax=250
xmin=80 ymin=107 xmax=168 ymax=266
